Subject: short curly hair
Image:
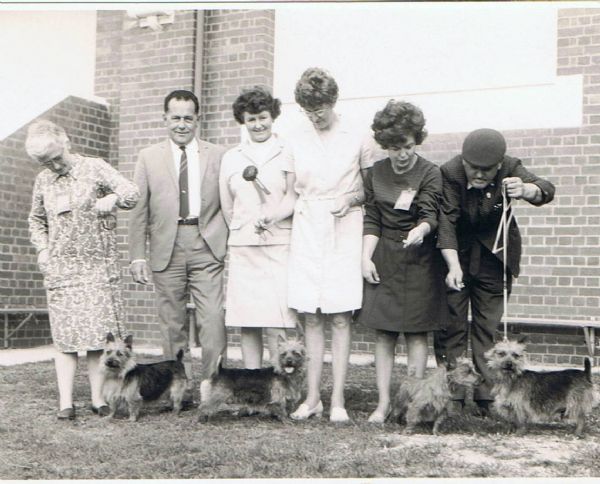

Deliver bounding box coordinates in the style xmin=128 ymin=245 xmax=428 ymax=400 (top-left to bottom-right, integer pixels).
xmin=232 ymin=86 xmax=281 ymax=124
xmin=294 ymin=67 xmax=339 ymax=110
xmin=25 ymin=120 xmax=70 ymax=161
xmin=371 ymin=100 xmax=427 ymax=149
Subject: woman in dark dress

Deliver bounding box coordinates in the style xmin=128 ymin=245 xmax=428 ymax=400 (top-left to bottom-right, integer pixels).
xmin=359 ymin=100 xmax=447 ymax=423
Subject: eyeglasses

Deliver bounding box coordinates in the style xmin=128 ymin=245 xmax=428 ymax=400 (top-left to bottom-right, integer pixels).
xmin=303 ymin=106 xmax=331 ymax=119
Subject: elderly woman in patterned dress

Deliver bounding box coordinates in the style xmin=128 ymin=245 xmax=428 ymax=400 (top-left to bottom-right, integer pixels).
xmin=27 ymin=120 xmax=139 ymax=420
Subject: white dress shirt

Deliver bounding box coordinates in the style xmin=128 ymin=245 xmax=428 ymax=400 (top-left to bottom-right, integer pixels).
xmin=169 ymin=137 xmax=201 ymax=218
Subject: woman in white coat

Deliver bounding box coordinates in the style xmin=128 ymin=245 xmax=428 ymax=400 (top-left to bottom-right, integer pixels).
xmin=261 ymin=68 xmax=373 ymax=422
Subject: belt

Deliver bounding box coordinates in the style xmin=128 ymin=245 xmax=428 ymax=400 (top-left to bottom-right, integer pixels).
xmin=380 ymin=227 xmax=409 ymax=242
xmin=178 ymin=218 xmax=199 ymax=225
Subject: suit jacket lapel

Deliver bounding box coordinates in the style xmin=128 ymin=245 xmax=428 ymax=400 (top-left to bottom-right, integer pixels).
xmin=161 ymin=140 xmax=178 ymax=192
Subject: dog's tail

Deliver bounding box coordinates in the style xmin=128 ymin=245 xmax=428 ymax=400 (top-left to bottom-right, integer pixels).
xmin=584 ymin=357 xmax=592 ymax=382
xmin=176 ymin=349 xmax=184 ymax=363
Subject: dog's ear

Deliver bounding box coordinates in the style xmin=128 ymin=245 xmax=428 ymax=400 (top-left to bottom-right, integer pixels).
xmin=294 ymin=316 xmax=305 ymax=343
xmin=124 ymin=334 xmax=133 ymax=349
xmin=516 ymin=334 xmax=529 ymax=345
xmin=277 ymin=333 xmax=287 ymax=347
xmin=106 ymin=332 xmax=115 ymax=343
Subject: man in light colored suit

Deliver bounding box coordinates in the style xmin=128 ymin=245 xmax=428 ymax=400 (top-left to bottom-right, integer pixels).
xmin=129 ymin=90 xmax=228 ymax=404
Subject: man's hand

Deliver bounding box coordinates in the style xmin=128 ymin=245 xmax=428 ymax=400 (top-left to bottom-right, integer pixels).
xmin=130 ymin=260 xmax=150 ymax=284
xmin=95 ymin=193 xmax=118 ymax=215
xmin=445 ymin=265 xmax=464 ymax=291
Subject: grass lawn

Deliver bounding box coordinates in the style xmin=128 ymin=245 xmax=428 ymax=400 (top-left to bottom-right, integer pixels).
xmin=1 ymin=355 xmax=600 ymax=479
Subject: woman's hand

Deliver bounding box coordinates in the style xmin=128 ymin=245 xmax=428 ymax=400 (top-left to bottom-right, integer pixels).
xmin=37 ymin=249 xmax=49 ymax=272
xmin=362 ymin=258 xmax=380 ymax=284
xmin=330 ymin=193 xmax=354 ymax=218
xmin=254 ymin=210 xmax=275 ymax=235
xmin=95 ymin=193 xmax=118 ymax=215
xmin=403 ymin=223 xmax=429 ymax=248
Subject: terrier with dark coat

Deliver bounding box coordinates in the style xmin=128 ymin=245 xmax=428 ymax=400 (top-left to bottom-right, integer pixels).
xmin=390 ymin=357 xmax=483 ymax=435
xmin=197 ymin=337 xmax=305 ymax=422
xmin=485 ymin=339 xmax=596 ymax=437
xmin=101 ymin=333 xmax=188 ymax=421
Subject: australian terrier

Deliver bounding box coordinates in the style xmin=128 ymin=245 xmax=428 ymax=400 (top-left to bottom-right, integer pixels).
xmin=390 ymin=357 xmax=483 ymax=435
xmin=198 ymin=337 xmax=305 ymax=422
xmin=101 ymin=332 xmax=188 ymax=421
xmin=485 ymin=338 xmax=596 ymax=437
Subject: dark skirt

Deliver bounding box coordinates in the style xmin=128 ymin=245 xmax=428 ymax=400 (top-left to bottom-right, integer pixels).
xmin=357 ymin=228 xmax=448 ymax=333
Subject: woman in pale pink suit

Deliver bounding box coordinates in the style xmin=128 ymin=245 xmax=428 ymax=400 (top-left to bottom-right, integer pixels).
xmin=260 ymin=68 xmax=373 ymax=422
xmin=219 ymin=87 xmax=296 ymax=369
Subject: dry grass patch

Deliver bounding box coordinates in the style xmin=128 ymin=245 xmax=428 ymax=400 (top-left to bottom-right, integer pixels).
xmin=1 ymin=356 xmax=600 ymax=478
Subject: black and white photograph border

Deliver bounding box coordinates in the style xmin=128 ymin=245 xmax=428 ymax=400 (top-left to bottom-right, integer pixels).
xmin=1 ymin=1 xmax=600 ymax=481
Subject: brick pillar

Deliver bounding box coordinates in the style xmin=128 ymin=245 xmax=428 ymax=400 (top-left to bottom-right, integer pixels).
xmin=94 ymin=10 xmax=198 ymax=345
xmin=200 ymin=10 xmax=275 ymax=145
xmin=95 ymin=11 xmax=124 ymax=169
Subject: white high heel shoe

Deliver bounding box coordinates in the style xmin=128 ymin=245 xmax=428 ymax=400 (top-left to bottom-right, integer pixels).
xmin=329 ymin=407 xmax=350 ymax=423
xmin=367 ymin=406 xmax=390 ymax=424
xmin=290 ymin=400 xmax=323 ymax=420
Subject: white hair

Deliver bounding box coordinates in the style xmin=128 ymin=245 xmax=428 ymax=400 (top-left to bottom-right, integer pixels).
xmin=25 ymin=120 xmax=69 ymax=160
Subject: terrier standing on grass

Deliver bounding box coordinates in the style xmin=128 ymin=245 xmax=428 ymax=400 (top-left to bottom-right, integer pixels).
xmin=101 ymin=333 xmax=188 ymax=421
xmin=485 ymin=339 xmax=596 ymax=437
xmin=390 ymin=357 xmax=483 ymax=435
xmin=198 ymin=337 xmax=305 ymax=422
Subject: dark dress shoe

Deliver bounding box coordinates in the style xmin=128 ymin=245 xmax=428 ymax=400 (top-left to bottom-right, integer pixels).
xmin=472 ymin=400 xmax=492 ymax=418
xmin=91 ymin=405 xmax=110 ymax=417
xmin=57 ymin=407 xmax=76 ymax=420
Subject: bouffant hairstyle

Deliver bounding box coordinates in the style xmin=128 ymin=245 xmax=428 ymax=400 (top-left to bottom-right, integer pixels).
xmin=371 ymin=100 xmax=428 ymax=149
xmin=232 ymin=86 xmax=281 ymax=124
xmin=25 ymin=120 xmax=70 ymax=161
xmin=163 ymin=90 xmax=200 ymax=114
xmin=294 ymin=67 xmax=339 ymax=110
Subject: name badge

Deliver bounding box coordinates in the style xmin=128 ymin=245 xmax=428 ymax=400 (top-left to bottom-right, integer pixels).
xmin=394 ymin=189 xmax=416 ymax=211
xmin=56 ymin=194 xmax=71 ymax=214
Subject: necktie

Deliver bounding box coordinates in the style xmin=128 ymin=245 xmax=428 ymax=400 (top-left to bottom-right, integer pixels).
xmin=179 ymin=145 xmax=189 ymax=219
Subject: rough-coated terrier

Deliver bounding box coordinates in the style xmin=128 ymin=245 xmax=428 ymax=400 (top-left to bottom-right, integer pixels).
xmin=101 ymin=333 xmax=188 ymax=421
xmin=197 ymin=337 xmax=305 ymax=422
xmin=485 ymin=339 xmax=596 ymax=437
xmin=390 ymin=357 xmax=483 ymax=435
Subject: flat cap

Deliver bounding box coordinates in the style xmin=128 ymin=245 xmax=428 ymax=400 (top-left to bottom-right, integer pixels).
xmin=462 ymin=128 xmax=506 ymax=168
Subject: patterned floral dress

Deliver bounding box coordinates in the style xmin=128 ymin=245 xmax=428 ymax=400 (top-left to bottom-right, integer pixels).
xmin=28 ymin=155 xmax=139 ymax=352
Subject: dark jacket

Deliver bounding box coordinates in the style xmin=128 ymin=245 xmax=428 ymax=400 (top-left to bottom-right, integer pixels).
xmin=437 ymin=155 xmax=555 ymax=277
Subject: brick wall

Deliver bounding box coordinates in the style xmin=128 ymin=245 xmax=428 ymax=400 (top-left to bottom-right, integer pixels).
xmin=200 ymin=10 xmax=275 ymax=144
xmin=0 ymin=96 xmax=111 ymax=347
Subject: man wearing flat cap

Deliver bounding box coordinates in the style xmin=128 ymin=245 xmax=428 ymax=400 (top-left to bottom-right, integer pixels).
xmin=434 ymin=128 xmax=555 ymax=413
